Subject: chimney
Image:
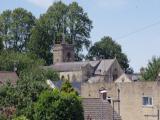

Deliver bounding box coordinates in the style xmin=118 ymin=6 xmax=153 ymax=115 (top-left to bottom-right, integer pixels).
xmin=99 ymin=87 xmax=107 ymax=100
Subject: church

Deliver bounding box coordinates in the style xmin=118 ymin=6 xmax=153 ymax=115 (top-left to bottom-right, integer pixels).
xmin=46 ymin=38 xmax=124 ymax=84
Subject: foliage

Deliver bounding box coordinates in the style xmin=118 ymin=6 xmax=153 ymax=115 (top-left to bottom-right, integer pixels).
xmin=0 ymin=36 xmax=3 ymax=51
xmin=33 ymin=89 xmax=84 ymax=120
xmin=0 ymin=67 xmax=59 ymax=119
xmin=142 ymin=57 xmax=160 ymax=81
xmin=13 ymin=115 xmax=28 ymax=120
xmin=0 ymin=8 xmax=35 ymax=52
xmin=28 ymin=16 xmax=53 ymax=64
xmin=0 ymin=51 xmax=44 ymax=74
xmin=28 ymin=1 xmax=92 ymax=64
xmin=87 ymin=36 xmax=133 ymax=73
xmin=61 ymin=80 xmax=75 ymax=93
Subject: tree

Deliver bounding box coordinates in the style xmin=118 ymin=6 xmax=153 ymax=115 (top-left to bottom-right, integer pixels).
xmin=0 ymin=51 xmax=44 ymax=74
xmin=61 ymin=80 xmax=75 ymax=93
xmin=0 ymin=10 xmax=12 ymax=49
xmin=0 ymin=8 xmax=35 ymax=52
xmin=0 ymin=67 xmax=59 ymax=119
xmin=13 ymin=115 xmax=28 ymax=120
xmin=87 ymin=36 xmax=132 ymax=73
xmin=67 ymin=2 xmax=92 ymax=60
xmin=28 ymin=1 xmax=92 ymax=64
xmin=28 ymin=15 xmax=53 ymax=64
xmin=33 ymin=89 xmax=84 ymax=120
xmin=0 ymin=36 xmax=3 ymax=51
xmin=142 ymin=57 xmax=160 ymax=81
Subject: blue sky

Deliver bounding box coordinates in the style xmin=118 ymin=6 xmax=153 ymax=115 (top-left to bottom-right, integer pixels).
xmin=0 ymin=0 xmax=160 ymax=72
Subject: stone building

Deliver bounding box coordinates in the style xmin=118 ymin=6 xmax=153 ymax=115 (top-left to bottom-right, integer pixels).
xmin=53 ymin=41 xmax=75 ymax=64
xmin=47 ymin=41 xmax=124 ymax=83
xmin=47 ymin=38 xmax=160 ymax=120
xmin=81 ymin=82 xmax=160 ymax=120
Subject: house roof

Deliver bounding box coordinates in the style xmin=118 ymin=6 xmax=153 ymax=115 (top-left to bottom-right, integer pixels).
xmin=0 ymin=71 xmax=19 ymax=85
xmin=47 ymin=60 xmax=100 ymax=72
xmin=95 ymin=59 xmax=115 ymax=75
xmin=45 ymin=59 xmax=115 ymax=73
xmin=82 ymin=98 xmax=121 ymax=120
xmin=53 ymin=80 xmax=81 ymax=93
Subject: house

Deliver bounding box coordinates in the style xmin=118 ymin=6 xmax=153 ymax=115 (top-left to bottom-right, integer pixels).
xmin=81 ymin=82 xmax=160 ymax=120
xmin=0 ymin=71 xmax=18 ymax=86
xmin=82 ymin=88 xmax=121 ymax=120
xmin=82 ymin=98 xmax=121 ymax=120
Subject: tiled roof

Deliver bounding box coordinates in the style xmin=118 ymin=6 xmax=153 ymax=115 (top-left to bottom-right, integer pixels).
xmin=126 ymin=73 xmax=141 ymax=81
xmin=0 ymin=71 xmax=18 ymax=85
xmin=45 ymin=59 xmax=115 ymax=73
xmin=47 ymin=60 xmax=100 ymax=72
xmin=54 ymin=80 xmax=81 ymax=93
xmin=95 ymin=59 xmax=115 ymax=75
xmin=82 ymin=98 xmax=122 ymax=120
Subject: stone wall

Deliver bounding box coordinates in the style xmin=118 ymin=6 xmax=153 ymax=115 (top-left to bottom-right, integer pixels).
xmin=59 ymin=71 xmax=82 ymax=82
xmin=81 ymin=82 xmax=160 ymax=120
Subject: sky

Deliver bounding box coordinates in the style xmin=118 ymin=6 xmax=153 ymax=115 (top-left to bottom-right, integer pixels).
xmin=0 ymin=0 xmax=160 ymax=72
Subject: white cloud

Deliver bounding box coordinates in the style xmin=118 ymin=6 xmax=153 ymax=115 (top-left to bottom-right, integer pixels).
xmin=26 ymin=0 xmax=56 ymax=8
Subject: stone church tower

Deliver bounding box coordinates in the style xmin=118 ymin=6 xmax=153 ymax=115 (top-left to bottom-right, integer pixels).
xmin=53 ymin=36 xmax=74 ymax=64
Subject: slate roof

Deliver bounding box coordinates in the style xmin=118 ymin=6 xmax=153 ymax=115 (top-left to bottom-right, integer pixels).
xmin=46 ymin=59 xmax=115 ymax=73
xmin=95 ymin=59 xmax=115 ymax=75
xmin=0 ymin=71 xmax=19 ymax=85
xmin=82 ymin=98 xmax=122 ymax=120
xmin=126 ymin=73 xmax=141 ymax=81
xmin=54 ymin=80 xmax=81 ymax=93
xmin=47 ymin=60 xmax=100 ymax=72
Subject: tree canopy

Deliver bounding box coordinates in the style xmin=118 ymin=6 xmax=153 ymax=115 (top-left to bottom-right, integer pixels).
xmin=0 ymin=65 xmax=59 ymax=119
xmin=142 ymin=57 xmax=160 ymax=81
xmin=0 ymin=36 xmax=3 ymax=51
xmin=87 ymin=36 xmax=133 ymax=73
xmin=0 ymin=8 xmax=35 ymax=52
xmin=33 ymin=88 xmax=83 ymax=120
xmin=28 ymin=1 xmax=92 ymax=64
xmin=0 ymin=51 xmax=44 ymax=74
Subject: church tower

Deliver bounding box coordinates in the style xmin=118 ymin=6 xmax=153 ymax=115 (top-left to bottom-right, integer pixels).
xmin=53 ymin=35 xmax=75 ymax=64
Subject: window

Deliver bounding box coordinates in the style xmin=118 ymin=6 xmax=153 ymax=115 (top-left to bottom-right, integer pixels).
xmin=142 ymin=97 xmax=153 ymax=106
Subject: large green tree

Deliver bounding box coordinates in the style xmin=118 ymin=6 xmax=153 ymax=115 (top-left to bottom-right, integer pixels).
xmin=0 ymin=36 xmax=3 ymax=51
xmin=87 ymin=36 xmax=133 ymax=73
xmin=0 ymin=66 xmax=59 ymax=119
xmin=28 ymin=1 xmax=92 ymax=64
xmin=33 ymin=89 xmax=84 ymax=120
xmin=0 ymin=8 xmax=35 ymax=52
xmin=0 ymin=51 xmax=44 ymax=74
xmin=142 ymin=57 xmax=160 ymax=81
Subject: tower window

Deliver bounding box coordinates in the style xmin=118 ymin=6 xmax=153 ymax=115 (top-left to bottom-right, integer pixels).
xmin=66 ymin=52 xmax=71 ymax=61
